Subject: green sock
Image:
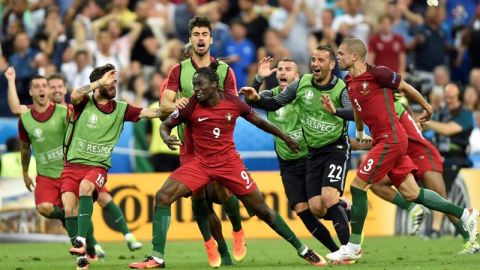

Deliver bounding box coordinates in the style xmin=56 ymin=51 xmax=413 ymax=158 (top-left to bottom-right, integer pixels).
xmin=223 ymin=195 xmax=242 ymax=232
xmin=65 ymin=216 xmax=78 ymax=244
xmin=152 ymin=206 xmax=171 ymax=259
xmin=393 ymin=192 xmax=415 ymax=211
xmin=47 ymin=205 xmax=65 ymax=220
xmin=415 ymin=188 xmax=464 ymax=218
xmin=217 ymin=239 xmax=233 ymax=265
xmin=192 ymin=198 xmax=212 ymax=241
xmin=269 ymin=213 xmax=305 ymax=253
xmin=454 ymin=220 xmax=470 ymax=242
xmin=86 ymin=221 xmax=97 ymax=255
xmin=103 ymin=201 xmax=130 ymax=235
xmin=78 ymin=196 xmax=93 ymax=238
xmin=350 ymin=186 xmax=368 ymax=244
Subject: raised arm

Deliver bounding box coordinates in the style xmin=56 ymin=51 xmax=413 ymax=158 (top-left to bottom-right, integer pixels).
xmin=139 ymin=104 xmax=166 ymax=119
xmin=70 ymin=70 xmax=116 ymax=105
xmin=4 ymin=67 xmax=28 ymax=116
xmin=246 ymin=112 xmax=299 ymax=152
xmin=20 ymin=140 xmax=34 ymax=191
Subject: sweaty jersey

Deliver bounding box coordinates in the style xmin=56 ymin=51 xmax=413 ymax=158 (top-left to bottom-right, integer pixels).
xmin=345 ymin=65 xmax=406 ymax=144
xmin=170 ymin=92 xmax=254 ymax=166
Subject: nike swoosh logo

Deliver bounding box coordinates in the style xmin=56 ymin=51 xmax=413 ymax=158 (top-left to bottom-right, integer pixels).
xmin=79 ymin=214 xmax=89 ymax=216
xmin=246 ymin=182 xmax=254 ymax=189
xmin=198 ymin=117 xmax=208 ymax=122
xmin=329 ymin=179 xmax=340 ymax=182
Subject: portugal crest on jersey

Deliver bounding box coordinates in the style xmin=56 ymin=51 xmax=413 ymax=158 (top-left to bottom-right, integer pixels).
xmin=225 ymin=113 xmax=233 ymax=124
xmin=361 ymin=81 xmax=370 ymax=95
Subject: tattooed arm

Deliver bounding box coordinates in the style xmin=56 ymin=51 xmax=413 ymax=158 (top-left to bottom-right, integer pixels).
xmin=20 ymin=141 xmax=34 ymax=192
xmin=70 ymin=70 xmax=117 ymax=105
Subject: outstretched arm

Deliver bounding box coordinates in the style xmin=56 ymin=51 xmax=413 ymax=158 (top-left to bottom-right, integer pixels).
xmin=160 ymin=115 xmax=182 ymax=150
xmin=246 ymin=112 xmax=299 ymax=152
xmin=139 ymin=105 xmax=167 ymax=119
xmin=240 ymin=79 xmax=299 ymax=111
xmin=4 ymin=67 xmax=28 ymax=116
xmin=70 ymin=70 xmax=116 ymax=105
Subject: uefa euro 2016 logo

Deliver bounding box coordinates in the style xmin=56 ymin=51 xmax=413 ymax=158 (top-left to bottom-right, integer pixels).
xmin=33 ymin=128 xmax=45 ymax=142
xmin=87 ymin=113 xmax=98 ymax=129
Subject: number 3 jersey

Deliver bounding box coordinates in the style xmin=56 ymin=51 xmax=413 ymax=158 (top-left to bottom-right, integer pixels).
xmin=170 ymin=92 xmax=254 ymax=166
xmin=345 ymin=65 xmax=407 ymax=145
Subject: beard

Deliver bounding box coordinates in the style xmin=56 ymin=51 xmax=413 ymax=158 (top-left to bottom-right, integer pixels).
xmin=99 ymin=86 xmax=115 ymax=99
xmin=193 ymin=45 xmax=210 ymax=57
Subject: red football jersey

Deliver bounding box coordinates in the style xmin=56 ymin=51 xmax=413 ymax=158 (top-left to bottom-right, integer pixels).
xmin=345 ymin=65 xmax=406 ymax=144
xmin=170 ymin=92 xmax=254 ymax=165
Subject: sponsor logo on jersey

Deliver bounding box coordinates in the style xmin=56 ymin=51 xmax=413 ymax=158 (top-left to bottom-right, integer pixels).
xmin=75 ymin=139 xmax=114 ymax=156
xmin=37 ymin=146 xmax=63 ymax=164
xmin=303 ymin=89 xmax=314 ymax=104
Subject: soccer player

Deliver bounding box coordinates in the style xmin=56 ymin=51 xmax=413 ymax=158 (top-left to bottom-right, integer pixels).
xmin=243 ymin=56 xmax=353 ymax=254
xmin=62 ymin=64 xmax=163 ymax=269
xmin=5 ymin=68 xmax=142 ymax=258
xmin=241 ymin=45 xmax=352 ymax=248
xmin=160 ymin=16 xmax=246 ymax=264
xmin=326 ymin=38 xmax=479 ymax=263
xmin=129 ymin=66 xmax=327 ymax=269
xmin=324 ymin=94 xmax=480 ymax=253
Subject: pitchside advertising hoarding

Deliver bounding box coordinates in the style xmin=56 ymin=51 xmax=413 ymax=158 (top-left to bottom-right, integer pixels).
xmin=89 ymin=170 xmax=480 ymax=241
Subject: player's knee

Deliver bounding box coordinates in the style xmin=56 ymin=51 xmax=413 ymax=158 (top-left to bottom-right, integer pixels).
xmin=36 ymin=203 xmax=54 ymax=217
xmin=155 ymin=190 xmax=173 ymax=206
xmin=63 ymin=204 xmax=77 ymax=216
xmin=293 ymin=202 xmax=309 ymax=213
xmin=308 ymin=200 xmax=325 ymax=217
xmin=79 ymin=180 xmax=95 ymax=195
xmin=96 ymin=192 xmax=112 ymax=207
xmin=403 ymin=191 xmax=419 ymax=202
xmin=215 ymin=185 xmax=231 ymax=203
xmin=321 ymin=192 xmax=339 ymax=209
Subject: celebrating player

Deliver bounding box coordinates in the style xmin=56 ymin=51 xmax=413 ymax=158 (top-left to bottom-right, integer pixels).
xmin=326 ymin=38 xmax=479 ymax=263
xmin=62 ymin=64 xmax=163 ymax=270
xmin=241 ymin=45 xmax=352 ymax=249
xmin=160 ymin=16 xmax=246 ymax=265
xmin=129 ymin=65 xmax=327 ymax=269
xmin=5 ymin=67 xmax=142 ymax=258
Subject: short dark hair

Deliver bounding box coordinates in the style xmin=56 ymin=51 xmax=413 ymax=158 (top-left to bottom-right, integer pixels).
xmin=29 ymin=75 xmax=47 ymax=88
xmin=195 ymin=65 xmax=219 ymax=86
xmin=315 ymin=45 xmax=336 ymax=61
xmin=278 ymin=58 xmax=295 ymax=64
xmin=47 ymin=73 xmax=66 ymax=83
xmin=188 ymin=16 xmax=212 ymax=37
xmin=89 ymin=63 xmax=115 ymax=83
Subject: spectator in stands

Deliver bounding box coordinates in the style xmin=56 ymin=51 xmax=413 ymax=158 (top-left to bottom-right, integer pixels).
xmin=61 ymin=49 xmax=93 ymax=90
xmin=130 ymin=1 xmax=159 ymax=73
xmin=332 ymin=0 xmax=370 ymax=44
xmin=468 ymin=110 xmax=480 ymax=168
xmin=225 ymin=19 xmax=256 ymax=88
xmin=463 ymin=85 xmax=480 ymax=112
xmin=269 ymin=0 xmax=315 ymax=73
xmin=111 ymin=0 xmax=137 ymax=26
xmin=459 ymin=5 xmax=480 ymax=69
xmin=8 ymin=32 xmax=38 ymax=105
xmin=413 ymin=5 xmax=451 ymax=74
xmin=1 ymin=0 xmax=36 ymax=38
xmin=368 ymin=15 xmax=406 ymax=74
xmin=33 ymin=8 xmax=68 ymax=68
xmin=203 ymin=1 xmax=231 ymax=58
xmin=0 ymin=137 xmax=36 ymax=178
xmin=386 ymin=0 xmax=424 ymax=51
xmin=172 ymin=0 xmax=198 ymax=43
xmin=422 ymin=82 xmax=474 ymax=193
xmin=313 ymin=9 xmax=343 ymax=52
xmin=237 ymin=0 xmax=269 ymax=50
xmin=469 ymin=68 xmax=480 ymax=93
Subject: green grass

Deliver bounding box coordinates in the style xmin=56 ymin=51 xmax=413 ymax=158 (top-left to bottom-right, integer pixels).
xmin=0 ymin=236 xmax=477 ymax=269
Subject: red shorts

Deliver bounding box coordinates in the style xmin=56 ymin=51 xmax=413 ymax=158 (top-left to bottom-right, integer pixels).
xmin=170 ymin=158 xmax=257 ymax=196
xmin=180 ymin=128 xmax=195 ymax=165
xmin=408 ymin=140 xmax=443 ymax=181
xmin=35 ymin=175 xmax=62 ymax=207
xmin=60 ymin=163 xmax=108 ymax=197
xmin=357 ymin=140 xmax=417 ymax=187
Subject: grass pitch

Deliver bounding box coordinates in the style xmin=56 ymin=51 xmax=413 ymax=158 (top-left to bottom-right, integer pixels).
xmin=0 ymin=236 xmax=478 ymax=269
